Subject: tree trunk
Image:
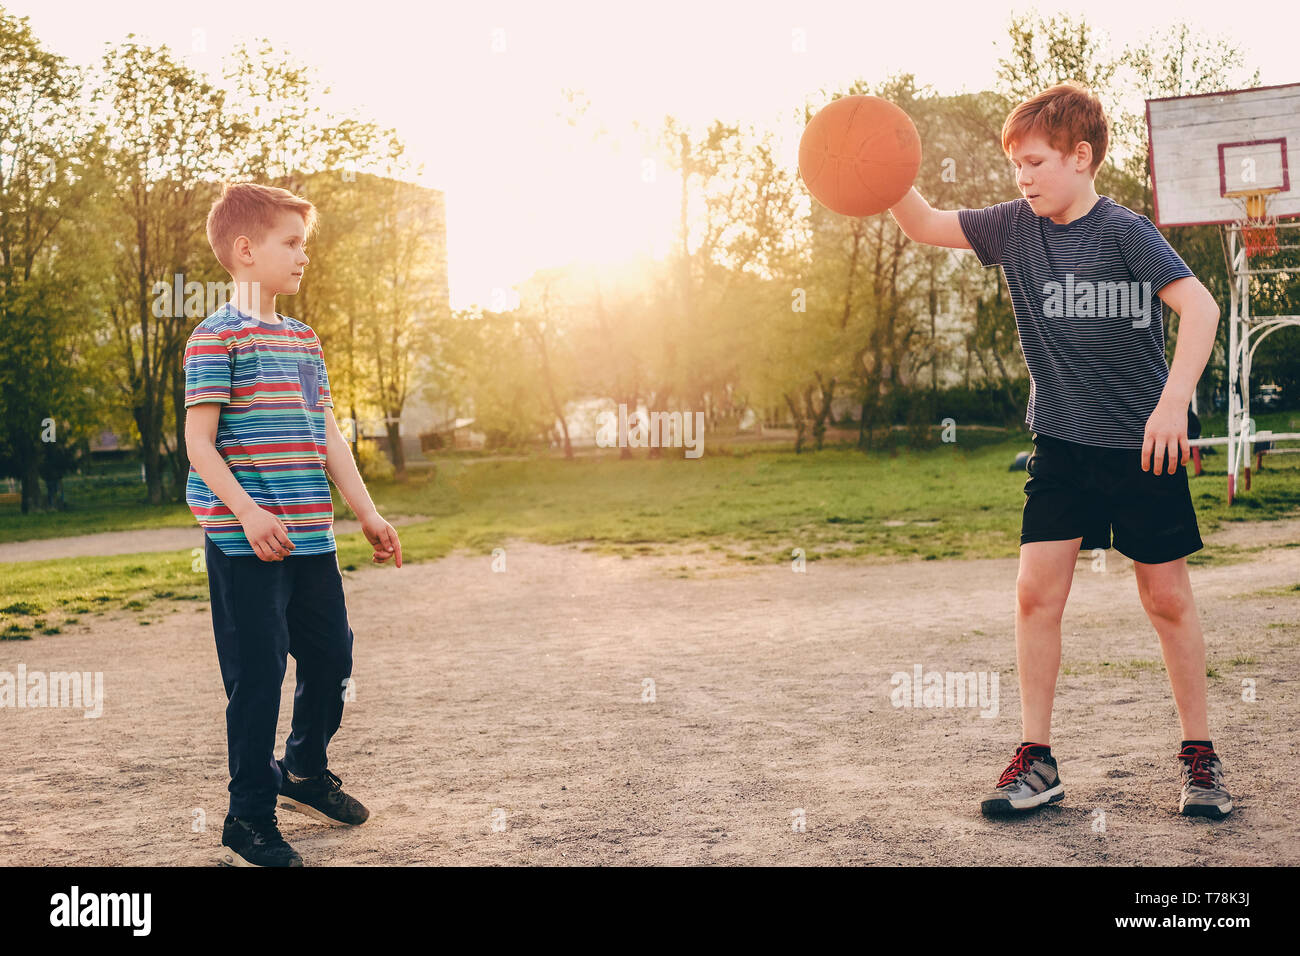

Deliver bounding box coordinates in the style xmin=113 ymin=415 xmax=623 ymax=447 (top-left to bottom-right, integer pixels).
xmin=133 ymin=401 xmax=164 ymax=505
xmin=171 ymin=346 xmax=189 ymax=501
xmin=385 ymin=414 xmax=407 ymax=481
xmin=20 ymin=456 xmax=41 ymax=514
xmin=783 ymin=392 xmax=808 ymax=454
xmin=619 ymin=394 xmax=635 ymax=460
xmin=986 ymin=328 xmax=1019 ymax=423
xmin=537 ymin=327 xmax=574 ymax=460
xmin=811 ymin=373 xmax=836 ymax=451
xmin=644 ymin=386 xmax=671 ymax=460
xmin=43 ymin=475 xmax=65 ymax=510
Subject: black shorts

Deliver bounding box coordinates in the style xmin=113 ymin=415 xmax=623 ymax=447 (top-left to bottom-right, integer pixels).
xmin=1020 ymin=431 xmax=1203 ymax=564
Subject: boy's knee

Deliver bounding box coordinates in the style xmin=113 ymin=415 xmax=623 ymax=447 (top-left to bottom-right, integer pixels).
xmin=1139 ymin=582 xmax=1192 ymax=623
xmin=311 ymin=646 xmax=352 ymax=680
xmin=1016 ymin=575 xmax=1067 ymax=620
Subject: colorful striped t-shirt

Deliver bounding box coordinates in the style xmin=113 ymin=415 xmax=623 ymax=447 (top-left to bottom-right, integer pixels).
xmin=183 ymin=303 xmax=336 ymax=556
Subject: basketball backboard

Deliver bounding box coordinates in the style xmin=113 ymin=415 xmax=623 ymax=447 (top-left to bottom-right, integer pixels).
xmin=1145 ymin=82 xmax=1300 ymax=227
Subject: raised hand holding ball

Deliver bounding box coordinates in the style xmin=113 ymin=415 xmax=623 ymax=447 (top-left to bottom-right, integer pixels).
xmin=798 ymin=95 xmax=922 ymax=217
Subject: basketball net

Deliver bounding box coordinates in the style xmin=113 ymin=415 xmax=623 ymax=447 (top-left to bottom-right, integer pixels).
xmin=1230 ymin=188 xmax=1280 ymax=258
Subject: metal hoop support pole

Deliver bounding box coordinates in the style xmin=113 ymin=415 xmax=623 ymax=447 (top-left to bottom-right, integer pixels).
xmin=1226 ymin=224 xmax=1242 ymax=504
xmin=1218 ymin=204 xmax=1300 ymax=504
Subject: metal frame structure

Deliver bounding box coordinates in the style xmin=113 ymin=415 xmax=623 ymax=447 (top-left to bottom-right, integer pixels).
xmin=1145 ymin=83 xmax=1300 ymax=504
xmin=1188 ymin=215 xmax=1300 ymax=503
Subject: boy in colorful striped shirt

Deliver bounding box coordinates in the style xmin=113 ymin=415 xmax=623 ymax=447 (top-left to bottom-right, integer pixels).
xmin=184 ymin=182 xmax=403 ymax=866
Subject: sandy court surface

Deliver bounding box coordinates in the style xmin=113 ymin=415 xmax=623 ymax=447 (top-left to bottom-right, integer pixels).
xmin=1 ymin=521 xmax=1298 ymax=866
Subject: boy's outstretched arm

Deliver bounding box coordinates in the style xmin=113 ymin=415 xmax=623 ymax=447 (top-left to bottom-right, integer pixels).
xmin=889 ymin=187 xmax=972 ymax=250
xmin=324 ymin=408 xmax=403 ymax=567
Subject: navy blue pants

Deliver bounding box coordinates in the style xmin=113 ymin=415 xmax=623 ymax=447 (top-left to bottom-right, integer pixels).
xmin=205 ymin=535 xmax=355 ymax=819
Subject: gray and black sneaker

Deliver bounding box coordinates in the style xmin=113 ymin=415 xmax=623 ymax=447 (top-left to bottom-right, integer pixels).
xmin=276 ymin=758 xmax=370 ymax=826
xmin=980 ymin=744 xmax=1065 ymax=816
xmin=218 ymin=813 xmax=303 ymax=867
xmin=1178 ymin=744 xmax=1233 ymax=818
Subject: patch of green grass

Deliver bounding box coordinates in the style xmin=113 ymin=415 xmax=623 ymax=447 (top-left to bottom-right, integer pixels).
xmin=0 ymin=499 xmax=196 ymax=544
xmin=1062 ymin=657 xmax=1244 ymax=679
xmin=1187 ymin=545 xmax=1258 ymax=568
xmin=1248 ymin=582 xmax=1300 ymax=598
xmin=1062 ymin=658 xmax=1163 ymax=678
xmin=3 ymin=426 xmax=1300 ymax=628
xmin=404 ymin=439 xmax=1043 ymax=564
xmin=0 ymin=550 xmax=212 ymax=634
xmin=0 ymin=601 xmax=45 ymax=616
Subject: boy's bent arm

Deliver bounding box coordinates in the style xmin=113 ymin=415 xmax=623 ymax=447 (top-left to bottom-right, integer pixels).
xmin=185 ymin=404 xmax=260 ymax=519
xmin=324 ymin=410 xmax=379 ymax=520
xmin=1156 ymin=276 xmax=1220 ymax=409
xmin=1142 ymin=275 xmax=1221 ymax=475
xmin=186 ymin=404 xmax=295 ymax=560
xmin=889 ymin=187 xmax=972 ymax=250
xmin=324 ymin=409 xmax=402 ymax=566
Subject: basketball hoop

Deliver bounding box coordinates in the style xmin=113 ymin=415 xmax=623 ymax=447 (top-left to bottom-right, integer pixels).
xmin=1147 ymin=84 xmax=1300 ymax=505
xmin=1228 ymin=187 xmax=1281 ymax=258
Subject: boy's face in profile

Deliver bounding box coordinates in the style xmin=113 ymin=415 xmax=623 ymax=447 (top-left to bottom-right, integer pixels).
xmin=234 ymin=210 xmax=310 ymax=295
xmin=1010 ymin=132 xmax=1090 ymax=219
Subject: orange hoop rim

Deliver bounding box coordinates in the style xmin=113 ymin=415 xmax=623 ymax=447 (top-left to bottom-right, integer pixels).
xmin=1230 ymin=189 xmax=1281 ymax=257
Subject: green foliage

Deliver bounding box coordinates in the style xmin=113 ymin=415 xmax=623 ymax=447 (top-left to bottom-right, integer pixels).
xmin=1 ymin=4 xmax=1294 ymax=570
xmin=3 ymin=424 xmax=1297 ymax=623
xmin=0 ymin=11 xmax=105 ymax=510
xmin=354 ymin=440 xmax=395 ymax=483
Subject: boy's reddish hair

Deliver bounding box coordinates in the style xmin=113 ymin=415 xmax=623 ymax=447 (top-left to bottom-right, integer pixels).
xmin=1001 ymin=81 xmax=1109 ymax=176
xmin=206 ymin=182 xmax=318 ymax=273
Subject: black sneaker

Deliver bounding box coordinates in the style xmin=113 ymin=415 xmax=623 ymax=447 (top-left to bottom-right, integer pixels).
xmin=980 ymin=744 xmax=1065 ymax=816
xmin=276 ymin=758 xmax=370 ymax=825
xmin=218 ymin=813 xmax=303 ymax=867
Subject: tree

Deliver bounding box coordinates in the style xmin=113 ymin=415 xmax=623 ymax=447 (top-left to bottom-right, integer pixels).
xmin=93 ymin=39 xmax=236 ymax=504
xmin=452 ymin=307 xmax=554 ymax=449
xmin=0 ymin=11 xmax=102 ymax=512
xmin=310 ymin=169 xmax=449 ymax=479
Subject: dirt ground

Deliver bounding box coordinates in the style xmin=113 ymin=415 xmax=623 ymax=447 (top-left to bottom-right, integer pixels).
xmin=1 ymin=519 xmax=1298 ymax=866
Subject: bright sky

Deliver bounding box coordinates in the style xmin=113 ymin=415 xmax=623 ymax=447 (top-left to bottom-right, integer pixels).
xmin=10 ymin=0 xmax=1294 ymax=309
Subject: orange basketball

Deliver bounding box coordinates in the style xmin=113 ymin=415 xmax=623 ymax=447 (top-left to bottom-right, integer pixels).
xmin=798 ymin=95 xmax=922 ymax=217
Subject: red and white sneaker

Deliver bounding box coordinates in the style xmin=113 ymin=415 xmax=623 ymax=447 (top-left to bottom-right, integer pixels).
xmin=980 ymin=744 xmax=1065 ymax=816
xmin=1178 ymin=744 xmax=1233 ymax=818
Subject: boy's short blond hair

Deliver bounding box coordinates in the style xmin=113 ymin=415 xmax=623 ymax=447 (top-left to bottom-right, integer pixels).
xmin=206 ymin=182 xmax=318 ymax=273
xmin=1001 ymin=81 xmax=1109 ymax=177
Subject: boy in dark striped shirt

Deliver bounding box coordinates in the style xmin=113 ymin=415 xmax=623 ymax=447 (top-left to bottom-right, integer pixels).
xmin=889 ymin=82 xmax=1232 ymax=820
xmin=184 ymin=183 xmax=404 ymax=865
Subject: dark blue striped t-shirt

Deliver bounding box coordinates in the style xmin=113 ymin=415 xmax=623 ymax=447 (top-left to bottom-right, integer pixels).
xmin=958 ymin=195 xmax=1193 ymax=449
